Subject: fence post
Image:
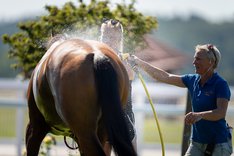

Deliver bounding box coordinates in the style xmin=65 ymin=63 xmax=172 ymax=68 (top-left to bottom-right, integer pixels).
xmin=16 ymin=79 xmax=26 ymax=156
xmin=134 ymin=90 xmax=145 ymax=155
xmin=181 ymin=91 xmax=192 ymax=156
xmin=16 ymin=107 xmax=25 ymax=156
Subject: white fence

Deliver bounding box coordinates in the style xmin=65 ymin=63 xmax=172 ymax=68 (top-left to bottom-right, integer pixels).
xmin=0 ymin=78 xmax=234 ymax=156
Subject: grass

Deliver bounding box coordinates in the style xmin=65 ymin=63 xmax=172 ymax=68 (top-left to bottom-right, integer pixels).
xmin=0 ymin=108 xmax=184 ymax=144
xmin=144 ymin=115 xmax=234 ymax=145
xmin=0 ymin=107 xmax=28 ymax=138
xmin=0 ymin=108 xmax=17 ymax=137
xmin=0 ymin=108 xmax=233 ymax=145
xmin=144 ymin=116 xmax=184 ymax=144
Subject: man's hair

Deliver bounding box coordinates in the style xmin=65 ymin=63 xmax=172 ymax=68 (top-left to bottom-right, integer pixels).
xmin=195 ymin=44 xmax=221 ymax=69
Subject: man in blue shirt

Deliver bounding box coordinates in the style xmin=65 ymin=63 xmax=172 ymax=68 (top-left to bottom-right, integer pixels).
xmin=182 ymin=73 xmax=230 ymax=144
xmin=129 ymin=44 xmax=232 ymax=156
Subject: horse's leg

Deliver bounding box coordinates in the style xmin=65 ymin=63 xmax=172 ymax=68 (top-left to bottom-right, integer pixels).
xmin=60 ymin=99 xmax=106 ymax=156
xmin=97 ymin=118 xmax=112 ymax=156
xmin=103 ymin=142 xmax=112 ymax=156
xmin=53 ymin=54 xmax=106 ymax=156
xmin=63 ymin=107 xmax=106 ymax=156
xmin=76 ymin=131 xmax=106 ymax=156
xmin=64 ymin=118 xmax=106 ymax=156
xmin=25 ymin=79 xmax=50 ymax=156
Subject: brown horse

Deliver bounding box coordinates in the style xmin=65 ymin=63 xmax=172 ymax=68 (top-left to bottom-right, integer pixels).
xmin=25 ymin=36 xmax=137 ymax=156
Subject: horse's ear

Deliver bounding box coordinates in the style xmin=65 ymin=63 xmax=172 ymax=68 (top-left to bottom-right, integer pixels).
xmin=51 ymin=28 xmax=55 ymax=37
xmin=102 ymin=18 xmax=109 ymax=24
xmin=47 ymin=29 xmax=54 ymax=49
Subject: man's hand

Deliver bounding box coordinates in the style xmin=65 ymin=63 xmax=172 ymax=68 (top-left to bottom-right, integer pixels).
xmin=127 ymin=55 xmax=138 ymax=70
xmin=119 ymin=53 xmax=130 ymax=60
xmin=185 ymin=112 xmax=203 ymax=125
xmin=127 ymin=55 xmax=138 ymax=72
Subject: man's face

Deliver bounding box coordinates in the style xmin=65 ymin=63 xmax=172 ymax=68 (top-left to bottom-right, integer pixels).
xmin=193 ymin=51 xmax=212 ymax=75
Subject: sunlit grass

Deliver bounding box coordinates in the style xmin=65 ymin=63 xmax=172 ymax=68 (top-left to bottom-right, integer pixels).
xmin=144 ymin=116 xmax=183 ymax=144
xmin=0 ymin=107 xmax=28 ymax=138
xmin=0 ymin=108 xmax=16 ymax=137
xmin=0 ymin=108 xmax=184 ymax=144
xmin=1 ymin=108 xmax=233 ymax=146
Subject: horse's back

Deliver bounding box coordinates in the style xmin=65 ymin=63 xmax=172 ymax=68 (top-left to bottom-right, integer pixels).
xmin=48 ymin=39 xmax=128 ymax=125
xmin=32 ymin=38 xmax=128 ymax=135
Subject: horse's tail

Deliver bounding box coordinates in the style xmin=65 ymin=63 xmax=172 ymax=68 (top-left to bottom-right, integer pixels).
xmin=93 ymin=55 xmax=137 ymax=156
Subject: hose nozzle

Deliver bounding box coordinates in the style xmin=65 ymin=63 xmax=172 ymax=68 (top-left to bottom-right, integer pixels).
xmin=119 ymin=53 xmax=130 ymax=60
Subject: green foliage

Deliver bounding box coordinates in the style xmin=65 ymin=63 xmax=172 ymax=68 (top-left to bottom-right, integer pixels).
xmin=2 ymin=0 xmax=157 ymax=78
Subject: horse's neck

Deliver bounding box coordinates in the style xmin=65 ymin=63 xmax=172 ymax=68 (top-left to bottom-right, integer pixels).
xmin=102 ymin=39 xmax=123 ymax=54
xmin=40 ymin=39 xmax=65 ymax=64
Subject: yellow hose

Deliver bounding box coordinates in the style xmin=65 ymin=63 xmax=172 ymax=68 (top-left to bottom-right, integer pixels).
xmin=137 ymin=73 xmax=165 ymax=156
xmin=120 ymin=53 xmax=165 ymax=155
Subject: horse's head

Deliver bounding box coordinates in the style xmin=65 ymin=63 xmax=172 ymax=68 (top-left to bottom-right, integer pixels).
xmin=100 ymin=18 xmax=123 ymax=53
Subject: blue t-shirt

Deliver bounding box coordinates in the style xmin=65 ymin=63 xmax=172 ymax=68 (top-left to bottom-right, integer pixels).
xmin=182 ymin=72 xmax=231 ymax=143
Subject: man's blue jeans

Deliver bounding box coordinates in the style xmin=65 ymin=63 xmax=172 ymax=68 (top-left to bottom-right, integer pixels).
xmin=185 ymin=139 xmax=233 ymax=156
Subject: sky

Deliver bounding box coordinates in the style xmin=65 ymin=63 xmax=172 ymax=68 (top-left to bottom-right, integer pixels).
xmin=0 ymin=0 xmax=234 ymax=23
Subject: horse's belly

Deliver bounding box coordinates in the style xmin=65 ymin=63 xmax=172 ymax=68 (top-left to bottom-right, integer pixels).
xmin=33 ymin=61 xmax=71 ymax=136
xmin=36 ymin=96 xmax=71 ymax=135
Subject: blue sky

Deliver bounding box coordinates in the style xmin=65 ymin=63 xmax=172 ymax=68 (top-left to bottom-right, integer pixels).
xmin=1 ymin=0 xmax=234 ymax=22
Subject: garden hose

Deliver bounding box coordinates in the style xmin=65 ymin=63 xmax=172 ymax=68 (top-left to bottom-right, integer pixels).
xmin=120 ymin=53 xmax=165 ymax=156
xmin=137 ymin=72 xmax=165 ymax=156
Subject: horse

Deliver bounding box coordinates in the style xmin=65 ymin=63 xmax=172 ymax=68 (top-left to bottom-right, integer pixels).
xmin=25 ymin=33 xmax=137 ymax=155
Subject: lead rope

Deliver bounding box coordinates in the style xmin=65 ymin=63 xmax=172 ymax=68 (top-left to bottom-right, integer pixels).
xmin=121 ymin=53 xmax=165 ymax=156
xmin=64 ymin=135 xmax=78 ymax=150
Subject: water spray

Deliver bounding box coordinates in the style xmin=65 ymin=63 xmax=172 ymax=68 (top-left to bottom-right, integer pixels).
xmin=120 ymin=53 xmax=165 ymax=156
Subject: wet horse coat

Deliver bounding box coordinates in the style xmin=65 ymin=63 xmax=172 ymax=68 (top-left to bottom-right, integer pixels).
xmin=26 ymin=38 xmax=137 ymax=156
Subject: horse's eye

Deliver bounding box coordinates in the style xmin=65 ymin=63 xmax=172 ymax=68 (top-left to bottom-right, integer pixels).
xmin=102 ymin=18 xmax=109 ymax=24
xmin=111 ymin=19 xmax=119 ymax=25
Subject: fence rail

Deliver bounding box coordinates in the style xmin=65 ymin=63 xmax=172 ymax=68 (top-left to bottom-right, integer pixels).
xmin=1 ymin=78 xmax=234 ymax=156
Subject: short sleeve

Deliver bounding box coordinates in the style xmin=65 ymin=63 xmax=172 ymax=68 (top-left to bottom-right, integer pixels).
xmin=182 ymin=74 xmax=189 ymax=88
xmin=216 ymin=80 xmax=231 ymax=101
xmin=181 ymin=74 xmax=198 ymax=91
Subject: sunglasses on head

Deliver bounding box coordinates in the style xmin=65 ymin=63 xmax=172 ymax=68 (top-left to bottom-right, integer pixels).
xmin=207 ymin=44 xmax=217 ymax=65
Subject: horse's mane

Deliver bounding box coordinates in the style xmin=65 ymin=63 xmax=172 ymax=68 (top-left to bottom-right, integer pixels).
xmin=46 ymin=34 xmax=67 ymax=49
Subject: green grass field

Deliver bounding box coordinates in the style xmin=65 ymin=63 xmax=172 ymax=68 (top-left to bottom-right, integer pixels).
xmin=0 ymin=108 xmax=17 ymax=137
xmin=0 ymin=108 xmax=184 ymax=144
xmin=0 ymin=108 xmax=233 ymax=145
xmin=144 ymin=117 xmax=183 ymax=144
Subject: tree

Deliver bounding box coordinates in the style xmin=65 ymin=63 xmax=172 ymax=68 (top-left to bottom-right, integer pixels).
xmin=2 ymin=0 xmax=157 ymax=78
